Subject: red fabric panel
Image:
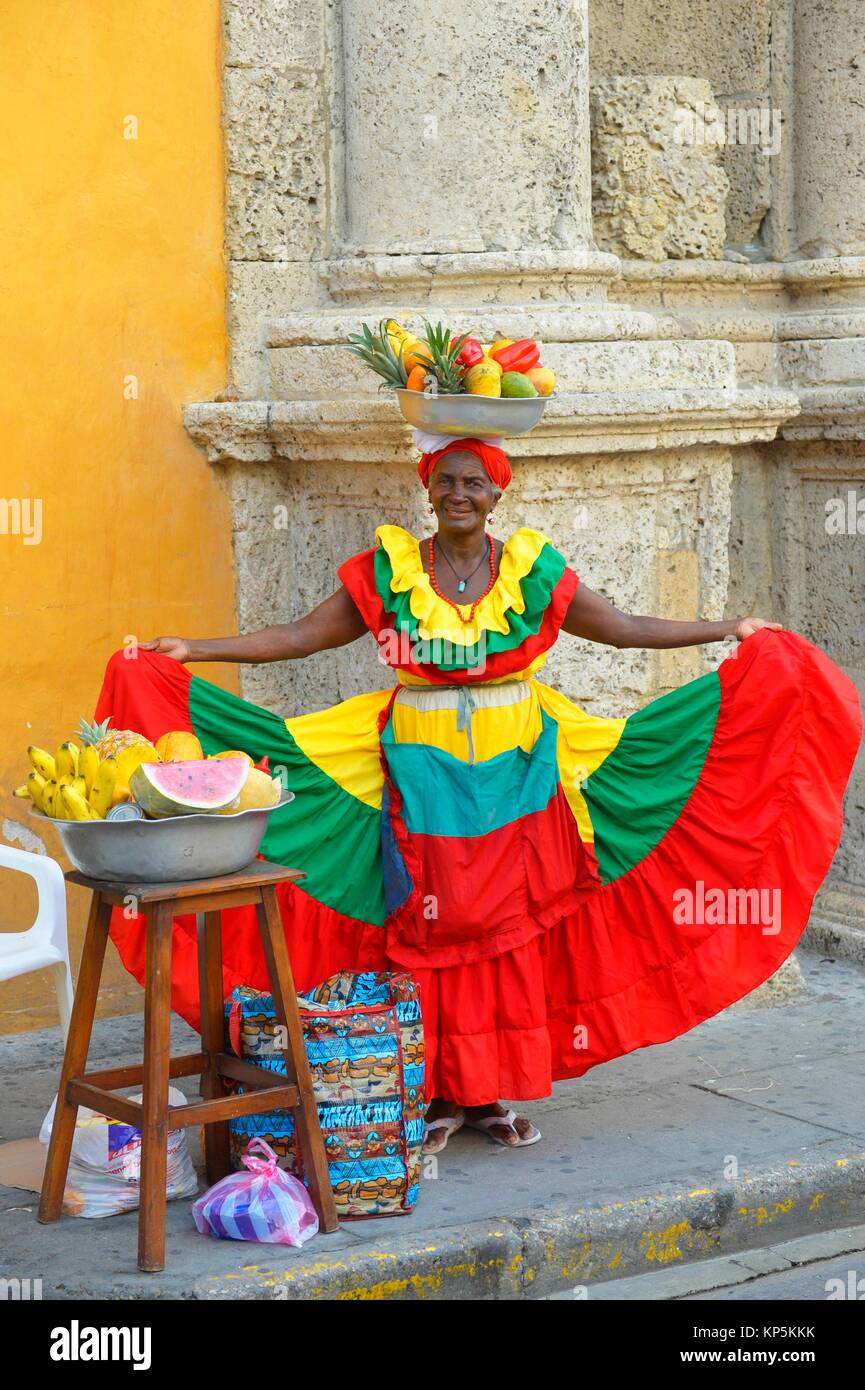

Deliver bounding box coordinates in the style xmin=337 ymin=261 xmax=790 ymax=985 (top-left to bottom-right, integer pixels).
xmin=542 ymin=630 xmax=862 ymax=1081
xmin=94 ymin=647 xmax=193 ymax=740
xmin=383 ymin=785 xmax=598 ymax=969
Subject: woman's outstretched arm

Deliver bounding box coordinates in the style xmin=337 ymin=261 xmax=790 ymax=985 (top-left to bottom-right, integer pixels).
xmin=561 ymin=582 xmax=781 ymax=649
xmin=140 ymin=586 xmax=368 ymax=664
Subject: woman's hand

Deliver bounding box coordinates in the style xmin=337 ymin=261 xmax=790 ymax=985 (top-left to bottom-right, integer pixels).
xmin=734 ymin=617 xmax=783 ymax=641
xmin=139 ymin=636 xmax=191 ymax=663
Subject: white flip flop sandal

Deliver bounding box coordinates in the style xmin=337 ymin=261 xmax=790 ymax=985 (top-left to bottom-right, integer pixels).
xmin=423 ymin=1113 xmax=465 ymax=1153
xmin=464 ymin=1108 xmax=542 ymax=1148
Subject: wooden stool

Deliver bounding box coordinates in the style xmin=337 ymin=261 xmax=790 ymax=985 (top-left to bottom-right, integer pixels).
xmin=38 ymin=859 xmax=339 ymax=1272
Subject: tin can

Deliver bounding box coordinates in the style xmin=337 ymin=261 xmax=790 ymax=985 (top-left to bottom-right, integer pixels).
xmin=105 ymin=802 xmax=145 ymax=822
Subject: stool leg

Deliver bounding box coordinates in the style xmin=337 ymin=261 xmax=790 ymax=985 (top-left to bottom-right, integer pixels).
xmin=257 ymin=885 xmax=339 ymax=1233
xmin=38 ymin=891 xmax=112 ymax=1224
xmin=138 ymin=901 xmax=173 ymax=1273
xmin=197 ymin=910 xmax=231 ymax=1184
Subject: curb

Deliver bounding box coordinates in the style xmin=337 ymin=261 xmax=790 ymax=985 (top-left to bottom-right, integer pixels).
xmin=37 ymin=1144 xmax=865 ymax=1301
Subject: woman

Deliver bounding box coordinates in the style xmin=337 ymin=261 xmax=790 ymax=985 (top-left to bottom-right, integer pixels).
xmin=98 ymin=436 xmax=861 ymax=1154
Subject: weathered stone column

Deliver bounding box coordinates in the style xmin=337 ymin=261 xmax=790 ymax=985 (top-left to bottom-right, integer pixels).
xmin=339 ymin=0 xmax=593 ymax=256
xmin=793 ymin=0 xmax=865 ymax=257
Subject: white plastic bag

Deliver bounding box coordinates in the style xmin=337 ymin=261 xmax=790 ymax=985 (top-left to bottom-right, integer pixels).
xmin=39 ymin=1086 xmax=198 ymax=1218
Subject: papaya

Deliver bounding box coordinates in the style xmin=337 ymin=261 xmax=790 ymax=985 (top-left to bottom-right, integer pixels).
xmin=464 ymin=363 xmax=502 ymax=397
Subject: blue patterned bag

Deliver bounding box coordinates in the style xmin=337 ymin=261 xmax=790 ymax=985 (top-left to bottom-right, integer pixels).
xmin=225 ymin=971 xmax=426 ymax=1218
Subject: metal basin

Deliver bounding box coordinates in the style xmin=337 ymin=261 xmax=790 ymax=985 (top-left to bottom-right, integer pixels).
xmin=394 ymin=388 xmax=552 ymax=439
xmin=31 ymin=793 xmax=295 ymax=883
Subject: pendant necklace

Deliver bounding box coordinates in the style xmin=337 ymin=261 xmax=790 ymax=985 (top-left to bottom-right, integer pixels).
xmin=434 ymin=535 xmax=490 ymax=592
xmin=428 ymin=533 xmax=497 ymax=620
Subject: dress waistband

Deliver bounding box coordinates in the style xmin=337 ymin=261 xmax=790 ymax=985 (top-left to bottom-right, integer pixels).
xmin=393 ymin=681 xmax=531 ymax=763
xmin=394 ymin=680 xmax=530 ymax=712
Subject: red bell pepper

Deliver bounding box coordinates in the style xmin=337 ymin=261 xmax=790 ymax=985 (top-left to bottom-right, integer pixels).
xmin=490 ymin=338 xmax=541 ymax=373
xmin=450 ymin=335 xmax=486 ymax=369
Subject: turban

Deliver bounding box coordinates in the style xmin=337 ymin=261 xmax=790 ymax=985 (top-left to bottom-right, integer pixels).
xmin=416 ymin=436 xmax=512 ymax=492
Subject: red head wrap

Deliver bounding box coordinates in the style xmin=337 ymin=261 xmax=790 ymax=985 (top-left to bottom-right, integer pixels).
xmin=417 ymin=437 xmax=512 ymax=492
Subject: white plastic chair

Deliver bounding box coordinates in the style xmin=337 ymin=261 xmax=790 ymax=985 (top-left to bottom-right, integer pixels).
xmin=0 ymin=844 xmax=73 ymax=1039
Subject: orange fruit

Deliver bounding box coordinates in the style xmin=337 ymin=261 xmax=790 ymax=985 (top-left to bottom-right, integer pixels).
xmin=489 ymin=338 xmax=514 ymax=358
xmin=405 ymin=365 xmax=428 ymax=391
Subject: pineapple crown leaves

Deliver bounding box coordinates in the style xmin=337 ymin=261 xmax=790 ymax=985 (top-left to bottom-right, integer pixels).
xmin=77 ymin=716 xmax=112 ymax=747
xmin=343 ymin=320 xmax=409 ymax=390
xmin=417 ymin=319 xmax=468 ymax=394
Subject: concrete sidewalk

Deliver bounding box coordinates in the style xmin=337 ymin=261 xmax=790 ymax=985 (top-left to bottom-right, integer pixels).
xmin=1 ymin=949 xmax=864 ymax=1300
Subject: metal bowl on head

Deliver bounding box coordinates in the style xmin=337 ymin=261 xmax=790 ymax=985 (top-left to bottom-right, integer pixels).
xmin=31 ymin=792 xmax=295 ymax=883
xmin=395 ymin=388 xmax=552 ymax=439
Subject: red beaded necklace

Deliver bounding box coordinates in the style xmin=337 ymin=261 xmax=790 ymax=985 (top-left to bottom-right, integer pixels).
xmin=427 ymin=532 xmax=498 ymax=620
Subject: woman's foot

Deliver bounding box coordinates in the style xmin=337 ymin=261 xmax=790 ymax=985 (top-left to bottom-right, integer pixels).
xmin=464 ymin=1102 xmax=541 ymax=1147
xmin=423 ymin=1098 xmax=465 ymax=1154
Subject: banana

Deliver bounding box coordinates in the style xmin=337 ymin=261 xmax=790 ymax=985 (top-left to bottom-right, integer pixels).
xmin=42 ymin=779 xmax=60 ymax=817
xmin=71 ymin=774 xmax=87 ymax=798
xmin=13 ymin=783 xmax=30 ymax=797
xmin=89 ymin=757 xmax=118 ymax=818
xmin=26 ymin=771 xmax=47 ymax=811
xmin=55 ymin=741 xmax=80 ymax=779
xmin=60 ymin=785 xmax=97 ymax=821
xmin=79 ymin=745 xmax=100 ymax=798
xmin=28 ymin=746 xmax=56 ymax=780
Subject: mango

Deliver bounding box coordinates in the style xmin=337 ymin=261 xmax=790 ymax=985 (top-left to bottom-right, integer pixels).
xmin=156 ymin=730 xmax=203 ymax=762
xmin=499 ymin=371 xmax=538 ymax=399
xmin=526 ymin=366 xmax=556 ymax=397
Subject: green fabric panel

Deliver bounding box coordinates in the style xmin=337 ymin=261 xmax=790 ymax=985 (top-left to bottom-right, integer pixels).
xmin=188 ymin=676 xmax=386 ymax=927
xmin=373 ymin=540 xmax=566 ymax=669
xmin=582 ymin=671 xmax=721 ymax=885
xmin=381 ymin=710 xmax=560 ymax=837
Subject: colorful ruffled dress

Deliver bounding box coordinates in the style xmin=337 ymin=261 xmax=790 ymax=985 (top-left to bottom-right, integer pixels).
xmin=96 ymin=524 xmax=862 ymax=1106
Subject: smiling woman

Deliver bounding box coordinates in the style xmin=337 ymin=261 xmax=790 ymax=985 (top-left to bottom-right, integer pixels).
xmin=97 ymin=431 xmax=862 ymax=1157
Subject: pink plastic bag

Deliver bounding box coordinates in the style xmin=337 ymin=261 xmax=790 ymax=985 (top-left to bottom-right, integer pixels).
xmin=192 ymin=1139 xmax=319 ymax=1247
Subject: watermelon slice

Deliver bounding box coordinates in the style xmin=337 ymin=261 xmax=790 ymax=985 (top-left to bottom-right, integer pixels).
xmin=129 ymin=757 xmax=250 ymax=819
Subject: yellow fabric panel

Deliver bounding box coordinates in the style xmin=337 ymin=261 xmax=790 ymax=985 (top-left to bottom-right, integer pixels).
xmin=391 ymin=688 xmax=543 ymax=763
xmin=376 ymin=524 xmax=550 ymax=645
xmin=534 ymin=681 xmax=627 ymax=843
xmin=285 ymin=689 xmax=392 ymax=809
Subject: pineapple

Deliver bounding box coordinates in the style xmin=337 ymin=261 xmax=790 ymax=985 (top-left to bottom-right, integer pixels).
xmin=416 ymin=320 xmax=468 ymax=395
xmin=77 ymin=716 xmax=154 ymax=761
xmin=344 ymin=320 xmax=412 ymax=390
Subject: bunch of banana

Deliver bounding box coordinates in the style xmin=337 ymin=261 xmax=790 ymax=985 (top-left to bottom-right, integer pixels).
xmin=13 ymin=740 xmax=109 ymax=821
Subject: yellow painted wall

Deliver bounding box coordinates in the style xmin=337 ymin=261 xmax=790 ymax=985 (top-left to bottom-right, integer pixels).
xmin=0 ymin=1 xmax=237 ymax=1031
